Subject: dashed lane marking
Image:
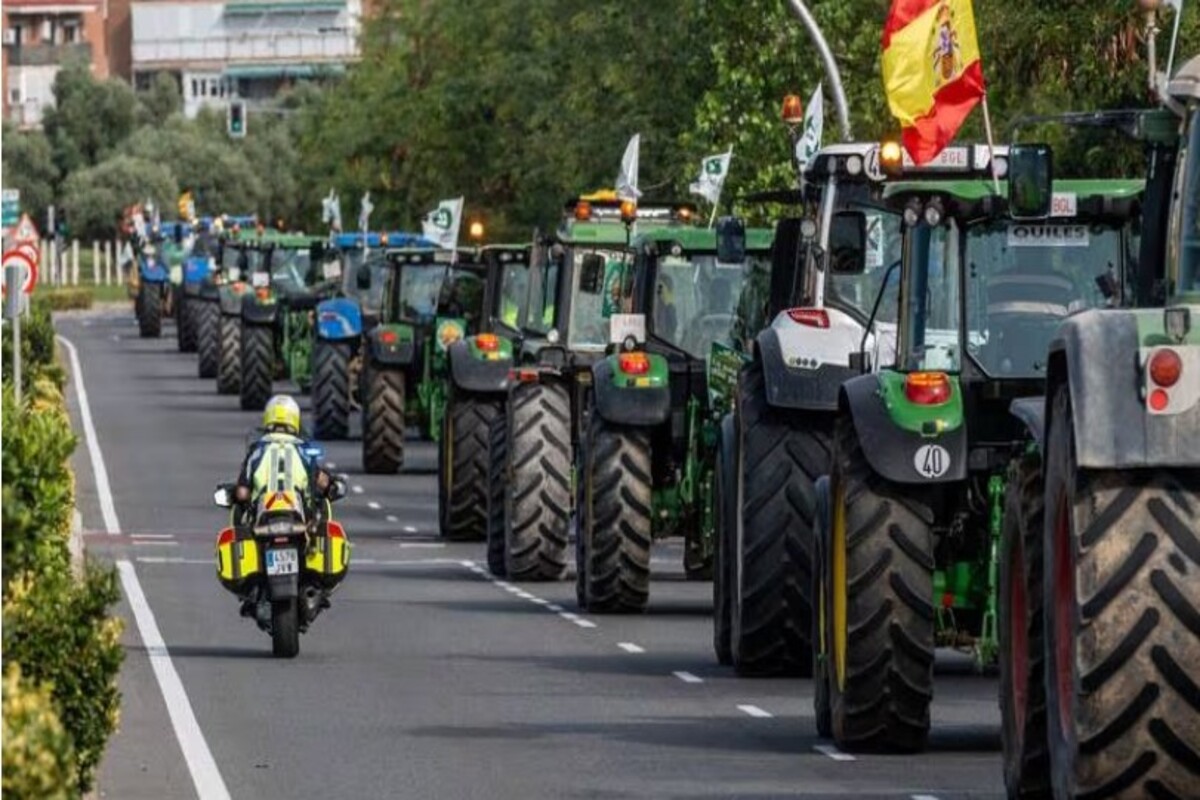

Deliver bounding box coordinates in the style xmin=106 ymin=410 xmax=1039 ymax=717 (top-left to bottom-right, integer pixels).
xmin=398 ymin=542 xmax=445 ymax=549
xmin=737 ymin=705 xmax=773 ymax=719
xmin=386 ymin=515 xmax=399 ymax=523
xmin=458 ymin=560 xmax=598 ymax=630
xmin=617 ymin=642 xmax=645 ymax=654
xmin=403 ymin=525 xmax=418 ymax=533
xmin=367 ymin=501 xmax=382 ymax=510
xmin=351 ymin=485 xmax=364 ymax=495
xmin=673 ymin=671 xmax=703 ymax=684
xmin=814 ymin=745 xmax=857 ymax=762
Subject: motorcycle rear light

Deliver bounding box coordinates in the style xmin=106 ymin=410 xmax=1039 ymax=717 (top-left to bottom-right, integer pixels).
xmin=618 ymin=352 xmax=650 ymax=375
xmin=379 ymin=330 xmax=399 ymax=345
xmin=327 ymin=521 xmax=346 ymax=539
xmin=217 ymin=528 xmax=235 ymax=547
xmin=1149 ymin=348 xmax=1182 ymax=387
xmin=904 ymin=371 xmax=952 ymax=405
xmin=1149 ymin=388 xmax=1170 ymax=411
xmin=475 ymin=333 xmax=500 ymax=352
xmin=786 ymin=308 xmax=830 ymax=329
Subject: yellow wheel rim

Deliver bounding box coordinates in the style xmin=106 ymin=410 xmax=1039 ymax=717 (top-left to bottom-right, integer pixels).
xmin=832 ymin=479 xmax=848 ymax=691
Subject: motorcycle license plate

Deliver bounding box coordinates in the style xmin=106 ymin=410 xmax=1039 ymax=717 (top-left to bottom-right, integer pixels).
xmin=266 ymin=548 xmax=299 ymax=576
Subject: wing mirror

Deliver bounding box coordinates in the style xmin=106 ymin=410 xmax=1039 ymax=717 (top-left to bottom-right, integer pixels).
xmin=1008 ymin=143 xmax=1054 ymax=220
xmin=716 ymin=216 xmax=746 ymax=264
xmin=213 ymin=482 xmax=237 ymax=508
xmin=329 ymin=475 xmax=349 ymax=501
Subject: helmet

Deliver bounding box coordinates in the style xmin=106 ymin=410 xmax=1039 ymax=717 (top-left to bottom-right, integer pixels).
xmin=263 ymin=395 xmax=301 ymax=435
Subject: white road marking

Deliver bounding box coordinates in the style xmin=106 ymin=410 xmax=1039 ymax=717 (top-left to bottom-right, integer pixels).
xmin=351 ymin=484 xmax=364 ymax=495
xmin=673 ymin=671 xmax=703 ymax=684
xmin=546 ymin=603 xmax=565 ymax=613
xmin=326 ymin=461 xmax=337 ymax=469
xmin=118 ymin=561 xmax=231 ymax=799
xmin=130 ymin=533 xmax=175 ymax=539
xmin=60 ymin=334 xmax=232 ymax=800
xmin=403 ymin=525 xmax=418 ymax=533
xmin=568 ymin=617 xmax=597 ymax=629
xmin=57 ymin=335 xmax=119 ymax=534
xmin=136 ymin=557 xmax=197 ymax=564
xmin=386 ymin=515 xmax=399 ymax=523
xmin=814 ymin=745 xmax=856 ymax=762
xmin=737 ymin=705 xmax=773 ymax=719
xmin=617 ymin=642 xmax=645 ymax=654
xmin=911 ymin=795 xmax=941 ymax=800
xmin=367 ymin=501 xmax=381 ymax=510
xmin=133 ymin=540 xmax=179 ymax=547
xmin=398 ymin=542 xmax=445 ymax=549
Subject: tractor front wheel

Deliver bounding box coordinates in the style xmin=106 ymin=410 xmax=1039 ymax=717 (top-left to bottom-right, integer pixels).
xmin=485 ymin=403 xmax=509 ymax=576
xmin=362 ymin=366 xmax=405 ymax=474
xmin=196 ymin=300 xmax=220 ymax=378
xmin=712 ymin=416 xmax=735 ymax=665
xmin=137 ymin=282 xmax=162 ymax=338
xmin=240 ymin=322 xmax=274 ymax=411
xmin=312 ymin=340 xmax=352 ymax=440
xmin=439 ymin=393 xmax=501 ymax=541
xmin=216 ymin=314 xmax=241 ymax=394
xmin=1043 ymin=385 xmax=1200 ymax=799
xmin=176 ymin=294 xmax=197 ymax=352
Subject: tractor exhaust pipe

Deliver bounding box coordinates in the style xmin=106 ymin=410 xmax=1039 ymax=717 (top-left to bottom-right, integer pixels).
xmin=783 ymin=0 xmax=853 ymax=141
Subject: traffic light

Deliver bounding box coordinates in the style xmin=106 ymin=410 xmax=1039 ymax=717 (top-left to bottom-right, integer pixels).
xmin=228 ymin=101 xmax=246 ymax=138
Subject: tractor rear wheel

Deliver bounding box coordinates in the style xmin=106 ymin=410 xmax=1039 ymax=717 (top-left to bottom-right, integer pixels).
xmin=196 ymin=300 xmax=220 ymax=378
xmin=712 ymin=416 xmax=735 ymax=666
xmin=1000 ymin=452 xmax=1050 ymax=798
xmin=812 ymin=475 xmax=832 ymax=739
xmin=825 ymin=415 xmax=935 ymax=753
xmin=485 ymin=404 xmax=509 ymax=576
xmin=240 ymin=322 xmax=274 ymax=411
xmin=731 ymin=361 xmax=827 ymax=676
xmin=312 ymin=340 xmax=352 ymax=440
xmin=579 ymin=418 xmax=652 ymax=613
xmin=362 ymin=366 xmax=405 ymax=474
xmin=439 ymin=394 xmax=500 ymax=541
xmin=504 ymin=380 xmax=570 ymax=582
xmin=137 ymin=283 xmax=162 ymax=338
xmin=217 ymin=314 xmax=241 ymax=394
xmin=1043 ymin=385 xmax=1200 ymax=799
xmin=176 ymin=295 xmax=197 ymax=352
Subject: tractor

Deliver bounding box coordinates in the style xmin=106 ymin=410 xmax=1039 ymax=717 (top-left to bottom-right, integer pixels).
xmin=311 ymin=231 xmax=432 ymax=440
xmin=193 ymin=216 xmax=257 ymax=379
xmin=133 ymin=232 xmax=174 ymax=338
xmin=490 ymin=193 xmax=695 ymax=581
xmin=574 ymin=225 xmax=774 ymax=612
xmin=812 ymin=160 xmax=1146 ymax=758
xmin=359 ymin=245 xmax=486 ymax=473
xmin=438 ymin=244 xmax=532 ymax=548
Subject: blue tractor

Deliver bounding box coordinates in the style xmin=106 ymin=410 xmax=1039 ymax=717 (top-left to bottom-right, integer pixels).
xmin=311 ymin=231 xmax=431 ymax=439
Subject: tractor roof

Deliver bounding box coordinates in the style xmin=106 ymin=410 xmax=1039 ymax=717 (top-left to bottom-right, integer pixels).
xmin=228 ymin=231 xmax=325 ymax=249
xmin=882 ymin=178 xmax=1145 ymax=216
xmin=633 ymin=226 xmax=775 ymax=253
xmin=332 ymin=232 xmax=432 ymax=249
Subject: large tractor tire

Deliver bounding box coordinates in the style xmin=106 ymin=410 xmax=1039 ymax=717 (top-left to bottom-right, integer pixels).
xmin=137 ymin=283 xmax=162 ymax=338
xmin=239 ymin=323 xmax=274 ymax=411
xmin=196 ymin=301 xmax=220 ymax=378
xmin=712 ymin=416 xmax=736 ymax=665
xmin=439 ymin=394 xmax=501 ymax=541
xmin=824 ymin=415 xmax=935 ymax=753
xmin=1043 ymin=385 xmax=1200 ymax=799
xmin=486 ymin=406 xmax=509 ymax=576
xmin=271 ymin=598 xmax=300 ymax=659
xmin=362 ymin=366 xmax=405 ymax=474
xmin=578 ymin=418 xmax=652 ymax=613
xmin=176 ymin=295 xmax=197 ymax=352
xmin=731 ymin=361 xmax=827 ymax=676
xmin=312 ymin=340 xmax=352 ymax=440
xmin=812 ymin=476 xmax=832 ymax=739
xmin=1000 ymin=452 xmax=1050 ymax=798
xmin=504 ymin=380 xmax=570 ymax=582
xmin=217 ymin=315 xmax=241 ymax=394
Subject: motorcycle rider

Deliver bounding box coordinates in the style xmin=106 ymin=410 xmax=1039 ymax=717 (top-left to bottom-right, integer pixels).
xmin=235 ymin=394 xmax=335 ymax=510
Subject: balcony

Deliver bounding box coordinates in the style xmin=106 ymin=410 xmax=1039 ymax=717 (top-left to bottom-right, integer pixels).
xmin=4 ymin=42 xmax=92 ymax=67
xmin=132 ymin=31 xmax=356 ymax=68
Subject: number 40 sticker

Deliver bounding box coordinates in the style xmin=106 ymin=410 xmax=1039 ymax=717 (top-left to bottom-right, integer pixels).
xmin=914 ymin=444 xmax=951 ymax=479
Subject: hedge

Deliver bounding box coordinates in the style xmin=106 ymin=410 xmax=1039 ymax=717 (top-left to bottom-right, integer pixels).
xmin=2 ymin=664 xmax=76 ymax=800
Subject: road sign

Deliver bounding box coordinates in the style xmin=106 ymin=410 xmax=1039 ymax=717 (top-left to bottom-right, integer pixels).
xmin=2 ymin=189 xmax=19 ymax=228
xmin=16 ymin=242 xmax=38 ymax=265
xmin=12 ymin=212 xmax=39 ymax=244
xmin=2 ymin=249 xmax=38 ymax=295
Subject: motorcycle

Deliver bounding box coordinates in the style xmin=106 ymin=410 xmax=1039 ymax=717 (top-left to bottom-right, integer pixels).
xmin=212 ymin=450 xmax=350 ymax=657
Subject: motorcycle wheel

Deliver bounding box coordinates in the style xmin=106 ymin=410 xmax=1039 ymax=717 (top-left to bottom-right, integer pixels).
xmin=271 ymin=598 xmax=300 ymax=658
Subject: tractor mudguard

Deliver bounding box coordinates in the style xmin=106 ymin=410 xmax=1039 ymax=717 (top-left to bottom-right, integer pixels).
xmin=315 ymin=298 xmax=363 ymax=341
xmin=1047 ymin=308 xmax=1200 ymax=468
xmin=590 ymin=355 xmax=671 ymax=426
xmin=139 ymin=258 xmax=169 ymax=284
xmin=1008 ymin=396 xmax=1046 ymax=451
xmin=199 ymin=281 xmax=220 ymax=301
xmin=840 ymin=374 xmax=967 ymax=485
xmin=756 ymin=327 xmax=858 ymax=412
xmin=241 ymin=295 xmax=278 ymax=324
xmin=219 ymin=287 xmax=247 ymax=315
xmin=365 ymin=325 xmax=415 ymax=366
xmin=184 ymin=257 xmax=211 ymax=287
xmin=447 ymin=339 xmax=510 ymax=393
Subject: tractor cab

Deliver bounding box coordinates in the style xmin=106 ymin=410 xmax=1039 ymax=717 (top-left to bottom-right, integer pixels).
xmin=333 ymin=231 xmax=430 ymax=318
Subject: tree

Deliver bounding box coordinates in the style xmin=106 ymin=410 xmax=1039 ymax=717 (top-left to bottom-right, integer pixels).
xmin=42 ymin=60 xmax=140 ymax=178
xmin=1 ymin=122 xmax=58 ymax=224
xmin=60 ymin=156 xmax=177 ymax=240
xmin=138 ymin=72 xmax=182 ymax=126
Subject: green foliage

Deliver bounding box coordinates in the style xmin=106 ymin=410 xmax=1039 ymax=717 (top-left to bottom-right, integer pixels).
xmin=3 ymin=567 xmax=124 ymax=795
xmin=37 ymin=289 xmax=95 ymax=311
xmin=138 ymin=72 xmax=183 ymax=126
xmin=43 ymin=60 xmax=140 ymax=178
xmin=1 ymin=122 xmax=59 ymax=224
xmin=1 ymin=297 xmax=65 ymax=392
xmin=2 ymin=664 xmax=76 ymax=800
xmin=60 ymin=155 xmax=178 ymax=240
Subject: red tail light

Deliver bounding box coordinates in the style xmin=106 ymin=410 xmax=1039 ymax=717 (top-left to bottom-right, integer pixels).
xmin=786 ymin=308 xmax=830 ymax=329
xmin=508 ymin=368 xmax=540 ymax=383
xmin=618 ymin=352 xmax=650 ymax=375
xmin=217 ymin=527 xmax=235 ymax=547
xmin=904 ymin=371 xmax=951 ymax=405
xmin=1149 ymin=348 xmax=1182 ymax=387
xmin=379 ymin=330 xmax=398 ymax=345
xmin=475 ymin=333 xmax=500 ymax=352
xmin=1149 ymin=388 xmax=1170 ymax=411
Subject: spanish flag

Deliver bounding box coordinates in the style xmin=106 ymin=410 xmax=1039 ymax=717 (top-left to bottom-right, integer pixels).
xmin=882 ymin=0 xmax=986 ymax=164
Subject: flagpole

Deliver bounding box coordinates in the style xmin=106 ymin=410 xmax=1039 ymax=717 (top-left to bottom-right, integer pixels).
xmin=981 ymin=95 xmax=1002 ymax=195
xmin=709 ymin=148 xmax=732 ymax=229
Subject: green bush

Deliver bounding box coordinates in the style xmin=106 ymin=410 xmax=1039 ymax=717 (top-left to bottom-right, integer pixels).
xmin=3 ymin=568 xmax=123 ymax=795
xmin=1 ymin=297 xmax=64 ymax=390
xmin=40 ymin=289 xmax=94 ymax=311
xmin=1 ymin=663 xmax=76 ymax=800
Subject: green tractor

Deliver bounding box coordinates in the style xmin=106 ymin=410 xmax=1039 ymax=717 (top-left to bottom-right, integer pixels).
xmin=489 ymin=195 xmax=696 ymax=581
xmin=574 ymin=225 xmax=774 ymax=612
xmin=438 ymin=244 xmax=532 ymax=545
xmin=813 ymin=165 xmax=1145 ymax=757
xmin=360 ymin=246 xmax=486 ymax=473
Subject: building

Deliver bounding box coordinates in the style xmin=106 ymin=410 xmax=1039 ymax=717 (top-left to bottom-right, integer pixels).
xmin=2 ymin=0 xmax=111 ymax=128
xmin=131 ymin=0 xmax=360 ymax=118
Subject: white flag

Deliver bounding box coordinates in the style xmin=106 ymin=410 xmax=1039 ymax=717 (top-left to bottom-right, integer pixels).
xmin=688 ymin=150 xmax=733 ymax=205
xmin=616 ymin=134 xmax=642 ymax=201
xmin=321 ymin=189 xmax=342 ymax=232
xmin=795 ymin=84 xmax=824 ymax=169
xmin=422 ymin=197 xmax=464 ymax=250
xmin=358 ymin=192 xmax=374 ymax=234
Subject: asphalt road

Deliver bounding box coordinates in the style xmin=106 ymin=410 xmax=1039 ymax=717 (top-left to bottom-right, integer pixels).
xmin=58 ymin=308 xmax=1006 ymax=800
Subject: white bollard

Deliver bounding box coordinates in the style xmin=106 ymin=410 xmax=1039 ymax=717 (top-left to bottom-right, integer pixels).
xmin=49 ymin=241 xmax=58 ymax=285
xmin=106 ymin=241 xmax=114 ymax=285
xmin=93 ymin=241 xmax=100 ymax=285
xmin=40 ymin=240 xmax=49 ymax=281
xmin=72 ymin=240 xmax=80 ymax=286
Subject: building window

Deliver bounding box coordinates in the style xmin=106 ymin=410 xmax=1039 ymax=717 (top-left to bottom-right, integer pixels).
xmin=62 ymin=24 xmax=78 ymax=44
xmin=191 ymin=79 xmax=199 ymax=98
xmin=9 ymin=88 xmax=21 ymax=104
